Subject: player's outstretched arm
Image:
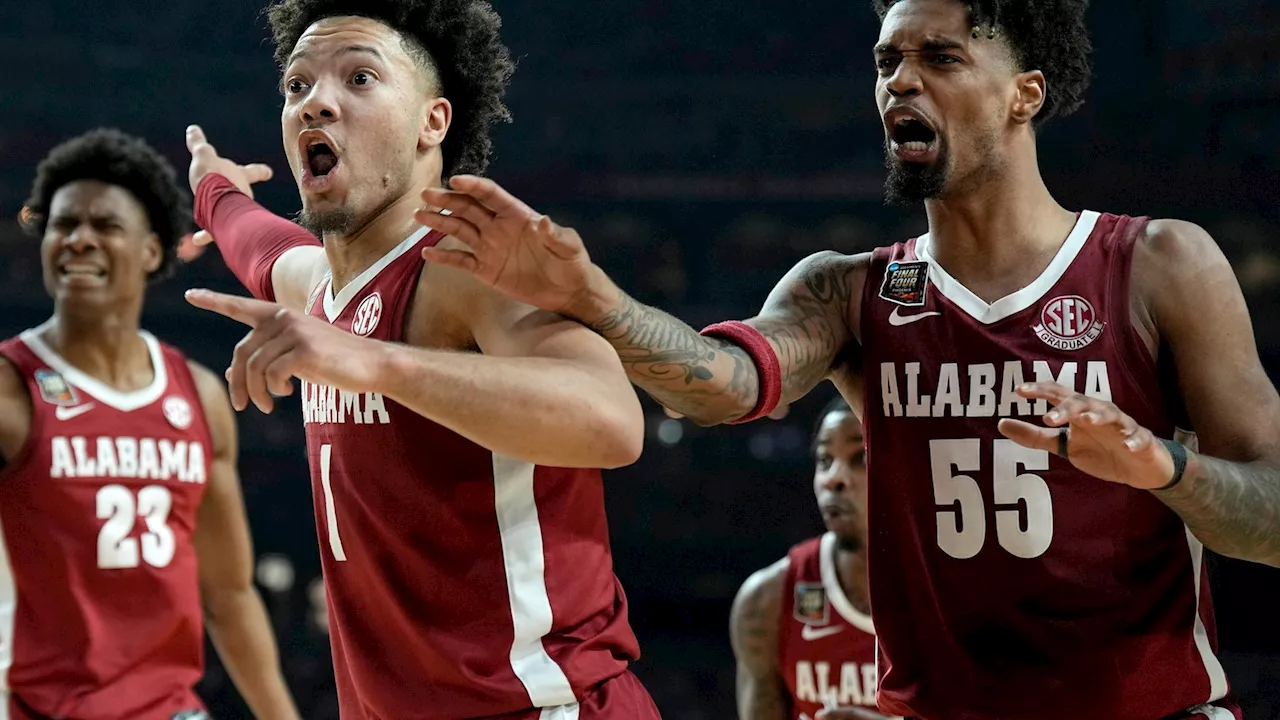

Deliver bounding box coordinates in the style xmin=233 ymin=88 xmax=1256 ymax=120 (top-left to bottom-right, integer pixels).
xmin=730 ymin=559 xmax=789 ymax=720
xmin=185 ymin=126 xmax=326 ymax=311
xmin=188 ymin=362 xmax=302 ymax=720
xmin=999 ymin=220 xmax=1280 ymax=566
xmin=0 ymin=358 xmax=32 ymax=467
xmin=418 ymin=176 xmax=864 ymax=426
xmin=183 ymin=282 xmax=644 ymax=470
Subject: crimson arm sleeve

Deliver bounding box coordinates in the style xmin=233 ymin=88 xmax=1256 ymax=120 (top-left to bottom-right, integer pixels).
xmin=194 ymin=173 xmax=322 ymax=302
xmin=699 ymin=321 xmax=782 ymax=424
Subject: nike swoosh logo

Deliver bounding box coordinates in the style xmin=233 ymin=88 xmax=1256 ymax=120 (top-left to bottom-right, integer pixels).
xmin=888 ymin=306 xmax=941 ymax=326
xmin=55 ymin=403 xmax=95 ymax=421
xmin=801 ymin=624 xmax=844 ymax=641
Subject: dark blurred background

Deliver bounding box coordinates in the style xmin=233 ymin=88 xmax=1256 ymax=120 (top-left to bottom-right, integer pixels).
xmin=4 ymin=0 xmax=1280 ymax=717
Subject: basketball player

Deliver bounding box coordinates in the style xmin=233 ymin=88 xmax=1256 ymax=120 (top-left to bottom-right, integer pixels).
xmin=409 ymin=0 xmax=1280 ymax=717
xmin=0 ymin=129 xmax=299 ymax=719
xmin=731 ymin=397 xmax=891 ymax=720
xmin=176 ymin=1 xmax=657 ymax=718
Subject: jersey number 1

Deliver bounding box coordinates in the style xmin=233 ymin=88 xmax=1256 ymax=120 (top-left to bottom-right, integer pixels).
xmin=930 ymin=438 xmax=1053 ymax=559
xmin=96 ymin=485 xmax=176 ymax=569
xmin=320 ymin=444 xmax=348 ymax=561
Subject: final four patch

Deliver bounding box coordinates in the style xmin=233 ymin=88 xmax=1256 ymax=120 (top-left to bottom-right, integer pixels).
xmin=879 ymin=260 xmax=929 ymax=307
xmin=794 ymin=583 xmax=829 ymax=625
xmin=35 ymin=369 xmax=79 ymax=406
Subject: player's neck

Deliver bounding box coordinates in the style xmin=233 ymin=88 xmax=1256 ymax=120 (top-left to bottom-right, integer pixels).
xmin=833 ymin=544 xmax=871 ymax=615
xmin=42 ymin=309 xmax=153 ymax=392
xmin=921 ymin=154 xmax=1078 ymax=305
xmin=324 ymin=173 xmax=442 ymax=296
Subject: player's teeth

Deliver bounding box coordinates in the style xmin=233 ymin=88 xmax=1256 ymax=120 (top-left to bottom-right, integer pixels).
xmin=902 ymin=141 xmax=930 ymax=152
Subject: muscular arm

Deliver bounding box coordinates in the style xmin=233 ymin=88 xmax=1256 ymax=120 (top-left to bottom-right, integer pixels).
xmin=373 ymin=263 xmax=644 ymax=469
xmin=730 ymin=559 xmax=789 ymax=720
xmin=570 ymin=251 xmax=866 ymax=426
xmin=189 ymin=363 xmax=301 ymax=720
xmin=1136 ymin=220 xmax=1280 ymax=566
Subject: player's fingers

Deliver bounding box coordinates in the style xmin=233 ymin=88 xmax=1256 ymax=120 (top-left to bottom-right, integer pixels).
xmin=1042 ymin=393 xmax=1095 ymax=427
xmin=421 ymin=186 xmax=496 ymax=229
xmin=421 ymin=246 xmax=482 ymax=275
xmin=413 ymin=210 xmax=485 ymax=249
xmin=243 ymin=163 xmax=274 ymax=184
xmin=1015 ymin=381 xmax=1074 ymax=405
xmin=225 ymin=334 xmax=258 ymax=412
xmin=244 ymin=333 xmax=300 ymax=414
xmin=1123 ymin=426 xmax=1157 ymax=453
xmin=185 ymin=125 xmax=215 ymax=157
xmin=447 ymin=174 xmax=536 ymax=217
xmin=192 ymin=229 xmax=215 ymax=246
xmin=184 ymin=289 xmax=277 ymax=327
xmin=1077 ymin=405 xmax=1135 ymax=435
xmin=997 ymin=418 xmax=1059 ymax=453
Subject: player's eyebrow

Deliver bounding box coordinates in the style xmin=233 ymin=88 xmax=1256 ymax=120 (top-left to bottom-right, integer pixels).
xmin=874 ymin=36 xmax=966 ymax=55
xmin=288 ymin=44 xmax=386 ymax=66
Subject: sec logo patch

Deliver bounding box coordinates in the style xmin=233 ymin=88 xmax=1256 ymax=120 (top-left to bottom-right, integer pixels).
xmin=1034 ymin=295 xmax=1104 ymax=351
xmin=352 ymin=293 xmax=383 ymax=337
xmin=163 ymin=396 xmax=194 ymax=430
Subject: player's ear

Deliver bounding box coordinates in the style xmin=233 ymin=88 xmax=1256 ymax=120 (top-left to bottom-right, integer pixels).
xmin=419 ymin=96 xmax=452 ymax=152
xmin=1011 ymin=69 xmax=1046 ymax=125
xmin=142 ymin=232 xmax=163 ymax=275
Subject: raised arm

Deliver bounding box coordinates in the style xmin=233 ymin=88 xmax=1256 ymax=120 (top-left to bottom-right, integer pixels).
xmin=189 ymin=362 xmax=301 ymax=720
xmin=417 ymin=175 xmax=867 ymax=426
xmin=185 ymin=126 xmax=326 ymax=310
xmin=730 ymin=559 xmax=789 ymax=720
xmin=1137 ymin=220 xmax=1280 ymax=565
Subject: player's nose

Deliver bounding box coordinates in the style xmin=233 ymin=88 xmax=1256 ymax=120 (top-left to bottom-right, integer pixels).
xmin=819 ymin=469 xmax=850 ymax=492
xmin=885 ymin=60 xmax=923 ymax=98
xmin=62 ymin=222 xmax=101 ymax=251
xmin=298 ymin=80 xmax=341 ymax=125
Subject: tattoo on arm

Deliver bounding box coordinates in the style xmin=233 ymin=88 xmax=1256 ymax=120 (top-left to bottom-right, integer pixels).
xmin=1156 ymin=455 xmax=1280 ymax=566
xmin=731 ymin=565 xmax=788 ymax=720
xmin=588 ymin=252 xmax=855 ymax=424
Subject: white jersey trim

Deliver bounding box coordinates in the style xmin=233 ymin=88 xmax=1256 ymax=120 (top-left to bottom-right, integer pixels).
xmin=1184 ymin=527 xmax=1230 ymax=705
xmin=0 ymin=509 xmax=14 ymax=716
xmin=539 ymin=701 xmax=582 ymax=720
xmin=492 ymin=454 xmax=576 ymax=708
xmin=21 ymin=322 xmax=168 ymax=412
xmin=323 ymin=225 xmax=431 ymax=322
xmin=818 ymin=532 xmax=875 ymax=635
xmin=915 ymin=210 xmax=1100 ymax=325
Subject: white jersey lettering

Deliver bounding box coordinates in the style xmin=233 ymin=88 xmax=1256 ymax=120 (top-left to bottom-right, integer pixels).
xmin=302 ymin=380 xmax=391 ymax=426
xmin=880 ymin=360 xmax=1114 ymax=419
xmin=49 ymin=437 xmax=206 ymax=483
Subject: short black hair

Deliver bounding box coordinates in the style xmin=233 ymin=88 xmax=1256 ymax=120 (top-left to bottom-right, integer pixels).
xmin=872 ymin=0 xmax=1093 ymax=125
xmin=812 ymin=395 xmax=856 ymax=453
xmin=23 ymin=128 xmax=191 ymax=281
xmin=266 ymin=0 xmax=515 ymax=177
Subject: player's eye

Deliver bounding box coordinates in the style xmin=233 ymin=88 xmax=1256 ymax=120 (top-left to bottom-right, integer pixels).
xmin=876 ymin=57 xmax=900 ymax=72
xmin=285 ymin=78 xmax=308 ymax=95
xmin=351 ymin=71 xmax=374 ymax=86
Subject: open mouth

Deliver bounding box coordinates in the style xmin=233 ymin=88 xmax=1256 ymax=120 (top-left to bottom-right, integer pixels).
xmin=890 ymin=116 xmax=938 ymax=154
xmin=306 ymin=141 xmax=339 ymax=177
xmin=58 ymin=263 xmax=107 ymax=283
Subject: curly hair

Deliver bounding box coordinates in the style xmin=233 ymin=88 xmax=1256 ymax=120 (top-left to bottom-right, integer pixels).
xmin=266 ymin=0 xmax=514 ymax=177
xmin=872 ymin=0 xmax=1093 ymax=125
xmin=22 ymin=128 xmax=191 ymax=281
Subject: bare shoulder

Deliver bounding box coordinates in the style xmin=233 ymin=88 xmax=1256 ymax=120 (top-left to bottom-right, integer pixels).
xmin=1131 ymin=219 xmax=1235 ymax=323
xmin=0 ymin=355 xmax=33 ymax=462
xmin=184 ymin=359 xmax=235 ymax=450
xmin=731 ymin=556 xmax=789 ymax=631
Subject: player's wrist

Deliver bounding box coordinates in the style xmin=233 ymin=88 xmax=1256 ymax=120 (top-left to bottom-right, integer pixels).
xmin=565 ymin=264 xmax=622 ymax=327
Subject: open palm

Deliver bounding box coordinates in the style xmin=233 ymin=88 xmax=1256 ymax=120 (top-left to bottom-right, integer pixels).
xmin=415 ymin=175 xmax=595 ymax=315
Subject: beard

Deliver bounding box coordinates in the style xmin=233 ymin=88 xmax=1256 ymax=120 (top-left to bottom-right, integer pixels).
xmin=884 ymin=135 xmax=951 ymax=206
xmin=297 ymin=206 xmax=359 ymax=237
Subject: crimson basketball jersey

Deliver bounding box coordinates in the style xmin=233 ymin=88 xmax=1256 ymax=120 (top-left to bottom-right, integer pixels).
xmin=779 ymin=534 xmax=879 ymax=720
xmin=301 ymin=227 xmax=640 ymax=719
xmin=860 ymin=212 xmax=1237 ymax=720
xmin=0 ymin=325 xmax=210 ymax=720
